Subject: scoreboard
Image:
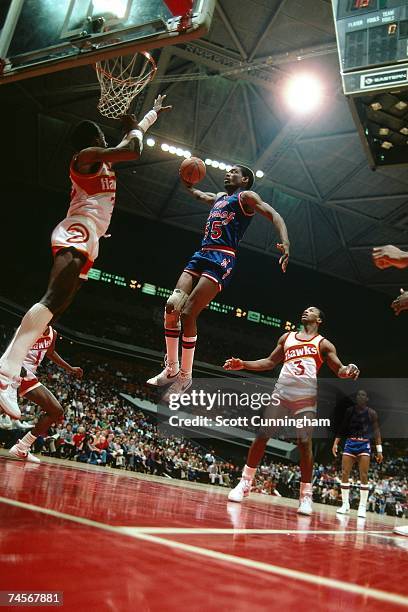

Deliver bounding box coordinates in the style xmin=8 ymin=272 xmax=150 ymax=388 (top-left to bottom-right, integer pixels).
xmin=332 ymin=0 xmax=408 ymax=94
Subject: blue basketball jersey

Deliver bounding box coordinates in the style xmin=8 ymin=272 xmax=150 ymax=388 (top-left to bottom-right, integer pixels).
xmin=201 ymin=190 xmax=254 ymax=252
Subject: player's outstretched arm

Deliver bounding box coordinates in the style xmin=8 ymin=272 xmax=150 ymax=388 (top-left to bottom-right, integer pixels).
xmin=223 ymin=333 xmax=287 ymax=372
xmin=370 ymin=409 xmax=383 ymax=463
xmin=321 ymin=339 xmax=360 ymax=379
xmin=332 ymin=437 xmax=341 ymax=457
xmin=76 ymin=95 xmax=172 ymax=167
xmin=180 ymin=176 xmax=222 ymax=206
xmin=46 ymin=347 xmax=83 ymax=378
xmin=239 ymin=191 xmax=290 ymax=272
xmin=372 ymin=245 xmax=408 ymax=270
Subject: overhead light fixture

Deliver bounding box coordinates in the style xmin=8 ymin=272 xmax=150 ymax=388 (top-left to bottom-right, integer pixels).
xmin=219 ymin=162 xmax=226 ymax=170
xmin=183 ymin=151 xmax=191 ymax=158
xmin=400 ymin=127 xmax=408 ymax=135
xmin=205 ymin=158 xmax=212 ymax=165
xmin=284 ymin=74 xmax=323 ymax=114
xmin=225 ymin=165 xmax=232 ymax=172
xmin=395 ymin=101 xmax=408 ymax=110
xmin=211 ymin=160 xmax=219 ymax=168
xmin=255 ymin=170 xmax=264 ymax=178
xmin=176 ymin=148 xmax=184 ymax=156
xmin=378 ymin=128 xmax=389 ymax=136
xmin=146 ymin=137 xmax=155 ymax=147
xmin=161 ymin=143 xmax=169 ymax=151
xmin=381 ymin=141 xmax=393 ymax=149
xmin=370 ymin=102 xmax=382 ymax=111
xmin=169 ymin=145 xmax=177 ymax=154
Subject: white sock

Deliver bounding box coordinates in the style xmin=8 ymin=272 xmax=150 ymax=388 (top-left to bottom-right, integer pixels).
xmin=164 ymin=324 xmax=180 ymax=373
xmin=359 ymin=485 xmax=369 ymax=507
xmin=181 ymin=335 xmax=197 ymax=376
xmin=341 ymin=483 xmax=350 ymax=505
xmin=0 ymin=304 xmax=52 ymax=378
xmin=19 ymin=432 xmax=37 ymax=449
xmin=243 ymin=465 xmax=256 ymax=480
xmin=300 ymin=482 xmax=312 ymax=498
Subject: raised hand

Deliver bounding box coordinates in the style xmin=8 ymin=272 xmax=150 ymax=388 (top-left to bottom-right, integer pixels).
xmin=153 ymin=94 xmax=172 ymax=115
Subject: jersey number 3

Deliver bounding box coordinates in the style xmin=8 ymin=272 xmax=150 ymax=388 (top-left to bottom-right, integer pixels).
xmin=294 ymin=360 xmax=305 ymax=375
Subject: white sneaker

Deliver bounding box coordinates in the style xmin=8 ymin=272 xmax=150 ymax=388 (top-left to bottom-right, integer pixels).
xmin=0 ymin=372 xmax=21 ymax=419
xmin=337 ymin=503 xmax=350 ymax=515
xmin=357 ymin=505 xmax=367 ymax=519
xmin=146 ymin=358 xmax=179 ymax=387
xmin=228 ymin=478 xmax=252 ymax=503
xmin=163 ymin=371 xmax=192 ymax=401
xmin=298 ymin=495 xmax=313 ymax=516
xmin=394 ymin=525 xmax=408 ymax=536
xmin=9 ymin=441 xmax=41 ymax=463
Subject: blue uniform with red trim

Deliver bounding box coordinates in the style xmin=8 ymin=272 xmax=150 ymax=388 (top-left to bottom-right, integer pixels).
xmin=184 ymin=189 xmax=254 ymax=290
xmin=338 ymin=405 xmax=377 ymax=457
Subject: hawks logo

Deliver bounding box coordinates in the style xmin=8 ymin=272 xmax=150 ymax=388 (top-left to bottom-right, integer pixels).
xmin=285 ymin=345 xmax=318 ymax=360
xmin=221 ymin=257 xmax=230 ymax=268
xmin=66 ymin=223 xmax=90 ymax=244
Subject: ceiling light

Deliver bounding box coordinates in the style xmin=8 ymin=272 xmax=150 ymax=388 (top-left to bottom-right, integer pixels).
xmin=370 ymin=102 xmax=382 ymax=111
xmin=176 ymin=148 xmax=184 ymax=156
xmin=169 ymin=146 xmax=177 ymax=154
xmin=381 ymin=141 xmax=393 ymax=149
xmin=225 ymin=165 xmax=232 ymax=172
xmin=146 ymin=137 xmax=155 ymax=147
xmin=400 ymin=127 xmax=408 ymax=135
xmin=395 ymin=101 xmax=408 ymax=110
xmin=161 ymin=143 xmax=169 ymax=151
xmin=255 ymin=170 xmax=264 ymax=178
xmin=183 ymin=151 xmax=192 ymax=158
xmin=211 ymin=160 xmax=219 ymax=168
xmin=284 ymin=74 xmax=323 ymax=114
xmin=378 ymin=128 xmax=389 ymax=136
xmin=205 ymin=158 xmax=212 ymax=165
xmin=219 ymin=162 xmax=226 ymax=170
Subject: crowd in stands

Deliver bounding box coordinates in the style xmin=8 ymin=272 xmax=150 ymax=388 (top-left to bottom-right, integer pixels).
xmin=0 ymin=321 xmax=407 ymax=517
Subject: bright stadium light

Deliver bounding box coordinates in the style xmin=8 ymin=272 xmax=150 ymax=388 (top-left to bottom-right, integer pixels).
xmin=169 ymin=145 xmax=177 ymax=154
xmin=225 ymin=165 xmax=232 ymax=171
xmin=183 ymin=150 xmax=192 ymax=158
xmin=211 ymin=160 xmax=219 ymax=168
xmin=161 ymin=143 xmax=169 ymax=152
xmin=219 ymin=162 xmax=226 ymax=170
xmin=255 ymin=170 xmax=264 ymax=178
xmin=176 ymin=148 xmax=184 ymax=156
xmin=146 ymin=137 xmax=155 ymax=147
xmin=205 ymin=158 xmax=212 ymax=165
xmin=284 ymin=74 xmax=323 ymax=114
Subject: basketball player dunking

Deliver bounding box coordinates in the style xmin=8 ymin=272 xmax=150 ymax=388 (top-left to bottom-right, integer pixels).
xmin=9 ymin=327 xmax=83 ymax=463
xmin=224 ymin=306 xmax=359 ymax=515
xmin=147 ymin=166 xmax=290 ymax=398
xmin=372 ymin=244 xmax=408 ymax=536
xmin=333 ymin=389 xmax=383 ymax=519
xmin=0 ymin=95 xmax=171 ymax=418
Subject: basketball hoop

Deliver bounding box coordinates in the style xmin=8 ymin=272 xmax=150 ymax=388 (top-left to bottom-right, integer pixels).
xmin=95 ymin=51 xmax=157 ymax=119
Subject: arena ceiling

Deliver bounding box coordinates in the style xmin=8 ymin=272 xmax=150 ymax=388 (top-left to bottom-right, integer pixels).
xmin=3 ymin=0 xmax=408 ymax=295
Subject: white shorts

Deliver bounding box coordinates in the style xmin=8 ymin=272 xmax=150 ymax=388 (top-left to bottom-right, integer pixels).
xmin=51 ymin=216 xmax=99 ymax=279
xmin=274 ymin=380 xmax=317 ymax=415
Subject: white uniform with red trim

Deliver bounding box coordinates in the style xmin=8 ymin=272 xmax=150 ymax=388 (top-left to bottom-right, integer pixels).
xmin=51 ymin=159 xmax=116 ymax=279
xmin=274 ymin=332 xmax=324 ymax=414
xmin=19 ymin=327 xmax=56 ymax=397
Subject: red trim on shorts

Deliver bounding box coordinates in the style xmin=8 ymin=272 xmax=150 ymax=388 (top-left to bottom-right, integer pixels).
xmin=201 ymin=273 xmax=222 ymax=291
xmin=184 ymin=269 xmax=201 ymax=278
xmin=19 ymin=378 xmax=42 ymax=397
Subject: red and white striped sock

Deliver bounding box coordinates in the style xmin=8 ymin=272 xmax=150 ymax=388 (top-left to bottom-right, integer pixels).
xmin=181 ymin=335 xmax=197 ymax=376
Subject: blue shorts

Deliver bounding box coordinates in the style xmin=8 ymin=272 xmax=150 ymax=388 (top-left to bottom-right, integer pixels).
xmin=184 ymin=247 xmax=236 ymax=291
xmin=343 ymin=438 xmax=371 ymax=457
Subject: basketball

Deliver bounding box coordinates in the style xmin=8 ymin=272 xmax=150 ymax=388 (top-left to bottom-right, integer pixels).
xmin=179 ymin=157 xmax=206 ymax=185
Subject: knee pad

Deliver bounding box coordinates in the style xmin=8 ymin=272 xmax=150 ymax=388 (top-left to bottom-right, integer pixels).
xmin=166 ymin=288 xmax=189 ymax=316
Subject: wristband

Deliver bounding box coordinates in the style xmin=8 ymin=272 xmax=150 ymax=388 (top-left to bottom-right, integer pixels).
xmin=376 ymin=444 xmax=382 ymax=453
xmin=138 ymin=109 xmax=157 ymax=133
xmin=127 ymin=129 xmax=144 ymax=153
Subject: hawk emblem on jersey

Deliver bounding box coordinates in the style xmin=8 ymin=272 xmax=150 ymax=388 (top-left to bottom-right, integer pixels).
xmin=66 ymin=223 xmax=90 ymax=244
xmin=221 ymin=258 xmax=230 ymax=268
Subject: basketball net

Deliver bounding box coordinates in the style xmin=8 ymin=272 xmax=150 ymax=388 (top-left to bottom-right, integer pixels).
xmin=95 ymin=51 xmax=157 ymax=119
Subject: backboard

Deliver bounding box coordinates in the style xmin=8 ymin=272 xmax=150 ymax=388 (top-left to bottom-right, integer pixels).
xmin=0 ymin=0 xmax=215 ymax=84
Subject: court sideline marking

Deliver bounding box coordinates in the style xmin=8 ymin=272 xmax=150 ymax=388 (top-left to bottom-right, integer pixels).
xmin=0 ymin=495 xmax=407 ymax=608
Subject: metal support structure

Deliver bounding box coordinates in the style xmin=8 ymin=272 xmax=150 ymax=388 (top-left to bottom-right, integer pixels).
xmin=215 ymin=3 xmax=248 ymax=60
xmin=240 ymin=83 xmax=258 ymax=161
xmin=248 ymin=0 xmax=287 ymax=61
xmin=0 ymin=0 xmax=25 ymax=62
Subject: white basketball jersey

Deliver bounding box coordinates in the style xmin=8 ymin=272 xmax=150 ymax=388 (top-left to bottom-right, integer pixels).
xmin=280 ymin=332 xmax=324 ymax=381
xmin=23 ymin=327 xmax=56 ymax=377
xmin=68 ymin=159 xmax=116 ymax=238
